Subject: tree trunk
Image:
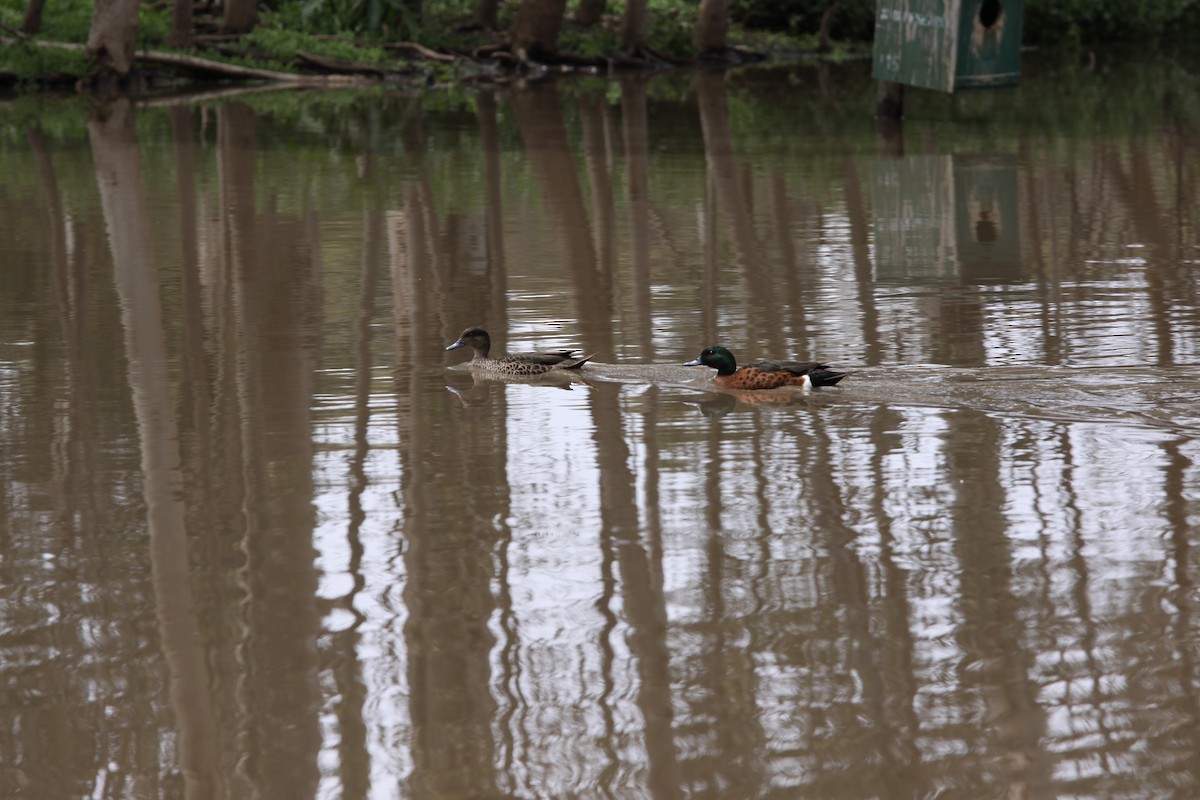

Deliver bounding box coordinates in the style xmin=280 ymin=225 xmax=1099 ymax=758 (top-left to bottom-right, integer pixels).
xmin=473 ymin=0 xmax=498 ymax=29
xmin=169 ymin=0 xmax=193 ymax=47
xmin=86 ymin=0 xmax=140 ymax=78
xmin=224 ymin=0 xmax=258 ymax=34
xmin=22 ymin=0 xmax=47 ymax=34
xmin=574 ymin=0 xmax=605 ymax=26
xmin=620 ymin=0 xmax=647 ymax=54
xmin=694 ymin=0 xmax=729 ymax=55
xmin=509 ymin=0 xmax=567 ymax=60
xmin=817 ymin=2 xmax=839 ymax=52
xmin=875 ymin=80 xmax=904 ymax=120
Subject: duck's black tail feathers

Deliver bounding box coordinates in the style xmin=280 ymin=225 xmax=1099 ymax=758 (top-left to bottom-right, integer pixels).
xmin=563 ymin=354 xmax=595 ymax=370
xmin=809 ymin=369 xmax=847 ymax=387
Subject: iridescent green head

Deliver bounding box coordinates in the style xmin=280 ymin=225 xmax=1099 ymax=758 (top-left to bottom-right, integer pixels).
xmin=683 ymin=346 xmax=738 ymax=376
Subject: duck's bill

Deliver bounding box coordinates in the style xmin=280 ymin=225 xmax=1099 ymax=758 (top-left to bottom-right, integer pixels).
xmin=445 ymin=340 xmax=465 ymax=351
xmin=682 ymin=357 xmax=703 ymax=366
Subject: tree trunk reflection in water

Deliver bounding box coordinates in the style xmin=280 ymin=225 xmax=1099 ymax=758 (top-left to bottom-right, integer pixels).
xmin=1019 ymin=136 xmax=1066 ymax=366
xmin=31 ymin=124 xmax=98 ymax=525
xmin=622 ymin=78 xmax=654 ymax=360
xmin=1163 ymin=439 xmax=1200 ymax=787
xmin=695 ymin=72 xmax=779 ymax=349
xmin=701 ymin=146 xmax=720 ymax=347
xmin=476 ymin=92 xmax=509 ymax=338
xmin=815 ymin=411 xmax=922 ymax=796
xmin=841 ymin=155 xmax=884 ymax=366
xmin=168 ymin=105 xmax=216 ymax=518
xmin=219 ymin=101 xmax=323 ymax=800
xmin=866 ymin=406 xmax=924 ymax=787
xmin=1115 ymin=138 xmax=1178 ymax=366
xmin=88 ymin=98 xmax=218 ymax=800
xmin=511 ymin=83 xmax=614 ymax=358
xmin=768 ymin=174 xmax=809 ymax=353
xmin=1057 ymin=422 xmax=1121 ymax=779
xmin=21 ymin=111 xmax=116 ymax=800
xmin=579 ymin=90 xmax=617 ymax=346
xmin=393 ymin=179 xmax=502 ymax=798
xmin=332 ymin=207 xmax=380 ymax=800
xmin=589 ymin=381 xmax=682 ymax=798
xmin=946 ymin=412 xmax=1050 ymax=794
xmin=576 ymin=86 xmax=626 ymax=788
xmin=693 ymin=531 xmax=763 ymax=793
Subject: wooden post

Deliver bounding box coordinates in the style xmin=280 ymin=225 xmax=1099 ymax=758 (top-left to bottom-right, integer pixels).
xmin=875 ymin=80 xmax=904 ymax=120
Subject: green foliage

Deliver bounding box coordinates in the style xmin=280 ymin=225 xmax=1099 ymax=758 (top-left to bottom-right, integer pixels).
xmin=0 ymin=0 xmax=92 ymax=40
xmin=3 ymin=0 xmax=1200 ymax=93
xmin=409 ymin=1 xmax=509 ymax=51
xmin=729 ymin=0 xmax=876 ymax=43
xmin=244 ymin=22 xmax=389 ymax=66
xmin=559 ymin=25 xmax=622 ymax=59
xmin=648 ymin=11 xmax=694 ymax=58
xmin=293 ymin=0 xmax=423 ymax=38
xmin=555 ymin=7 xmax=692 ymax=59
xmin=136 ymin=5 xmax=170 ymax=46
xmin=1025 ymin=0 xmax=1198 ymax=45
xmin=725 ymin=0 xmax=1200 ymax=48
xmin=0 ymin=40 xmax=89 ymax=84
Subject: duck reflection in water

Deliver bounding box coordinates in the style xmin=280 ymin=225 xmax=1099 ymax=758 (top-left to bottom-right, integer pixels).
xmin=445 ymin=326 xmax=594 ymax=376
xmin=686 ymin=389 xmax=840 ymax=417
xmin=444 ymin=367 xmax=582 ymax=406
xmin=684 ymin=345 xmax=848 ymax=390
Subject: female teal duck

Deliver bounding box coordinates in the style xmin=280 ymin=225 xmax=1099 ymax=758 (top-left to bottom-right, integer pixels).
xmin=684 ymin=345 xmax=846 ymax=390
xmin=445 ymin=327 xmax=593 ymax=375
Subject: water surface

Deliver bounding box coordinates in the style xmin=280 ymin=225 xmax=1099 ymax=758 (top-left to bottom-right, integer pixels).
xmin=2 ymin=52 xmax=1199 ymax=799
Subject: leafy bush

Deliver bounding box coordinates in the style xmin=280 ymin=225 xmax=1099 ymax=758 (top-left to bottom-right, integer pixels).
xmin=730 ymin=0 xmax=876 ymax=43
xmin=726 ymin=0 xmax=1200 ymax=47
xmin=559 ymin=24 xmax=622 ymax=59
xmin=0 ymin=40 xmax=89 ymax=84
xmin=3 ymin=0 xmax=1200 ymax=90
xmin=649 ymin=10 xmax=695 ymax=58
xmin=245 ymin=24 xmax=388 ymax=65
xmin=296 ymin=0 xmax=424 ymax=38
xmin=0 ymin=0 xmax=93 ymax=39
xmin=1024 ymin=0 xmax=1198 ymax=45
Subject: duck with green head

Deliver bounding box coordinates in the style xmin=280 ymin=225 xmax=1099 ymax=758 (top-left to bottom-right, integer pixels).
xmin=446 ymin=326 xmax=594 ymax=376
xmin=684 ymin=345 xmax=847 ymax=390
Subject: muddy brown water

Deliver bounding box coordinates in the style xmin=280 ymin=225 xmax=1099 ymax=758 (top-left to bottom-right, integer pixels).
xmin=2 ymin=53 xmax=1199 ymax=798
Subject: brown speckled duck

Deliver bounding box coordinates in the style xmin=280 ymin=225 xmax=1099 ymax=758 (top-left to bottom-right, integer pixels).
xmin=445 ymin=327 xmax=593 ymax=376
xmin=684 ymin=345 xmax=847 ymax=390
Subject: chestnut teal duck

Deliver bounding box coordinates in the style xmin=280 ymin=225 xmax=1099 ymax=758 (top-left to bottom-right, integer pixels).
xmin=684 ymin=345 xmax=846 ymax=390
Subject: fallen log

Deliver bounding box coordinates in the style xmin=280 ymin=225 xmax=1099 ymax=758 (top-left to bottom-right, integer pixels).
xmin=384 ymin=41 xmax=458 ymax=63
xmin=136 ymin=49 xmax=368 ymax=84
xmin=0 ymin=36 xmax=369 ymax=85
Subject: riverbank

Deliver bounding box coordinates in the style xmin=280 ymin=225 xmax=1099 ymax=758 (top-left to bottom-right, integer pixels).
xmin=2 ymin=0 xmax=850 ymax=94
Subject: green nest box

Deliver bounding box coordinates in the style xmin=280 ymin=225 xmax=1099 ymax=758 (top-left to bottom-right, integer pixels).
xmin=872 ymin=0 xmax=1023 ymax=92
